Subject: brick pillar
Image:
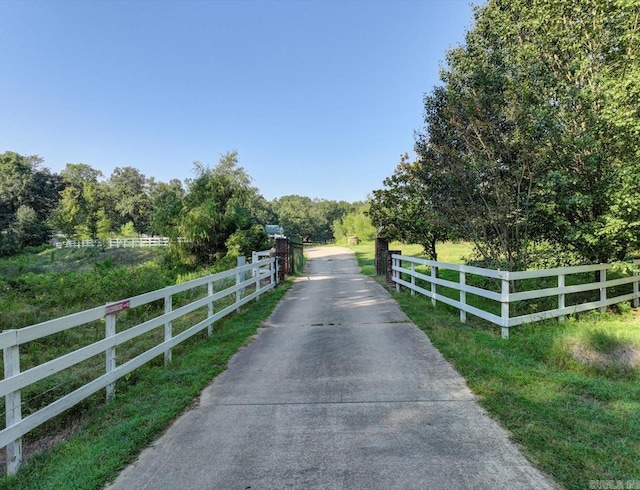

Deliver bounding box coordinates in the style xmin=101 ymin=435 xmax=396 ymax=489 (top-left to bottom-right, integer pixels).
xmin=275 ymin=237 xmax=289 ymax=282
xmin=387 ymin=250 xmax=401 ymax=284
xmin=375 ymin=238 xmax=389 ymax=276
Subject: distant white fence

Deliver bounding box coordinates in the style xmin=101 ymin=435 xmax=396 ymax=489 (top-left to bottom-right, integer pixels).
xmin=54 ymin=237 xmax=174 ymax=249
xmin=391 ymin=255 xmax=640 ymax=339
xmin=0 ymin=251 xmax=277 ymax=475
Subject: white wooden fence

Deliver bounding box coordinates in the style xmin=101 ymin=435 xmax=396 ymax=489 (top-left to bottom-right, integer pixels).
xmin=54 ymin=237 xmax=172 ymax=249
xmin=0 ymin=251 xmax=278 ymax=475
xmin=391 ymin=255 xmax=640 ymax=339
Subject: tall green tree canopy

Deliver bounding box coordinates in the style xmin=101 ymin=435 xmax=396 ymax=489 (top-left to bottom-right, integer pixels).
xmin=0 ymin=151 xmax=64 ymax=253
xmin=410 ymin=0 xmax=640 ymax=268
xmin=51 ymin=163 xmax=107 ymax=240
xmin=369 ymin=153 xmax=451 ymax=260
xmin=175 ymin=151 xmax=265 ymax=266
xmin=271 ymin=195 xmax=353 ymax=243
xmin=148 ymin=179 xmax=184 ymax=237
xmin=332 ymin=202 xmax=376 ymax=243
xmin=107 ymin=166 xmax=152 ymax=233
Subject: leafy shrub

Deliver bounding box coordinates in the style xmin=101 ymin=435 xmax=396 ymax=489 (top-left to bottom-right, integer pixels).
xmin=225 ymin=225 xmax=270 ymax=258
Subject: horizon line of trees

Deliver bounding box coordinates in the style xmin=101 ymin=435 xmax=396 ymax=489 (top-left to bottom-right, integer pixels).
xmin=370 ymin=0 xmax=640 ymax=271
xmin=0 ymin=150 xmax=368 ymax=266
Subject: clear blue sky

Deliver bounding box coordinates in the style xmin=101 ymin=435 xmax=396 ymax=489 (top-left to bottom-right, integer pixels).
xmin=1 ymin=0 xmax=478 ymax=202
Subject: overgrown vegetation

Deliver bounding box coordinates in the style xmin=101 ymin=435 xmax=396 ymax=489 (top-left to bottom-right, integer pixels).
xmin=352 ymin=241 xmax=640 ymax=490
xmin=0 ymin=247 xmax=197 ymax=331
xmin=0 ymin=247 xmax=291 ymax=488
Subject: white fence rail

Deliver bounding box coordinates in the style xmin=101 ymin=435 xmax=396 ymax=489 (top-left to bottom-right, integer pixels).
xmin=391 ymin=255 xmax=640 ymax=339
xmin=54 ymin=237 xmax=174 ymax=249
xmin=0 ymin=251 xmax=278 ymax=475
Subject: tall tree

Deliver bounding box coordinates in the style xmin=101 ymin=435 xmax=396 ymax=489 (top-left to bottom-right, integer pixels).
xmin=49 ymin=186 xmax=83 ymax=239
xmin=0 ymin=151 xmax=34 ymax=230
xmin=0 ymin=151 xmax=63 ymax=251
xmin=149 ymin=179 xmax=184 ymax=237
xmin=108 ymin=166 xmax=152 ymax=233
xmin=26 ymin=167 xmax=65 ymax=223
xmin=272 ymin=195 xmax=315 ymax=241
xmin=54 ymin=163 xmax=107 ymax=239
xmin=416 ymin=11 xmax=543 ymax=270
xmin=369 ymin=153 xmax=450 ymax=260
xmin=174 ymin=151 xmax=263 ymax=265
xmin=520 ymin=0 xmax=640 ymax=262
xmin=332 ymin=203 xmax=376 ymax=243
xmin=14 ymin=205 xmax=48 ymax=247
xmin=413 ymin=0 xmax=640 ymax=268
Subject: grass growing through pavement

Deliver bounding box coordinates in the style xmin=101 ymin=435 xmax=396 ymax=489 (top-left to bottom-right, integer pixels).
xmin=351 ymin=241 xmax=640 ymax=490
xmin=0 ymin=279 xmax=291 ymax=490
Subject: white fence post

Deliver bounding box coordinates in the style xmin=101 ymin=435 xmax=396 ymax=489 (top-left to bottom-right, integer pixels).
xmin=251 ymin=252 xmax=258 ymax=292
xmin=394 ymin=256 xmax=400 ymax=292
xmin=236 ymin=257 xmax=246 ymax=312
xmin=269 ymin=254 xmax=278 ymax=290
xmin=459 ymin=271 xmax=466 ymax=323
xmin=633 ymin=262 xmax=639 ymax=308
xmin=252 ymin=251 xmax=258 ymax=275
xmin=271 ymin=256 xmax=276 ymax=287
xmin=3 ymin=341 xmax=22 ymax=475
xmin=207 ymin=278 xmax=214 ymax=336
xmin=255 ymin=254 xmax=262 ymax=299
xmin=430 ymin=265 xmax=437 ymax=307
xmin=501 ymin=274 xmax=510 ymax=339
xmin=600 ymin=267 xmax=607 ymax=313
xmin=105 ymin=310 xmax=117 ymax=401
xmin=558 ymin=273 xmax=566 ymax=322
xmin=164 ymin=291 xmax=173 ymax=365
xmin=410 ymin=262 xmax=415 ymax=296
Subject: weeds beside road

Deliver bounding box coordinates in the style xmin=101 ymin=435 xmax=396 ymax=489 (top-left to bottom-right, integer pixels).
xmin=351 ymin=241 xmax=640 ymax=490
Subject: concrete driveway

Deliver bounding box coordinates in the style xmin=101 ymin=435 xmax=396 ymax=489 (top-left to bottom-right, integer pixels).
xmin=107 ymin=246 xmax=556 ymax=489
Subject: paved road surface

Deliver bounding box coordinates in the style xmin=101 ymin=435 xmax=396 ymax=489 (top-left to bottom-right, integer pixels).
xmin=107 ymin=246 xmax=556 ymax=489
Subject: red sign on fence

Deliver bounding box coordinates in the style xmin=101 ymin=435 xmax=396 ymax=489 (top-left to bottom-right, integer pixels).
xmin=105 ymin=300 xmax=130 ymax=316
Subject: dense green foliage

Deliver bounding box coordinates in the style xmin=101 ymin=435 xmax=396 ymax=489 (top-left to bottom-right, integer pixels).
xmin=1 ymin=149 xmax=360 ymax=262
xmin=369 ymin=153 xmax=450 ymax=260
xmin=332 ymin=203 xmax=376 ymax=243
xmin=374 ymin=0 xmax=640 ymax=269
xmin=0 ymin=152 xmax=64 ymax=254
xmin=272 ymin=194 xmax=354 ymax=243
xmin=169 ymin=152 xmax=270 ymax=266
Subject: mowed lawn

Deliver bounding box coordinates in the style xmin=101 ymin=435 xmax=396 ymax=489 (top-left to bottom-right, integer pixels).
xmin=350 ymin=241 xmax=640 ymax=490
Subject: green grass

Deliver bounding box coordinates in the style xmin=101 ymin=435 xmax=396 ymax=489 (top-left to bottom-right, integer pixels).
xmin=352 ymin=241 xmax=640 ymax=490
xmin=0 ymin=279 xmax=291 ymax=490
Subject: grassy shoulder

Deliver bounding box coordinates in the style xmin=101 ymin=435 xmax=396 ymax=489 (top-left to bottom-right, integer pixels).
xmin=351 ymin=241 xmax=640 ymax=490
xmin=0 ymin=279 xmax=291 ymax=490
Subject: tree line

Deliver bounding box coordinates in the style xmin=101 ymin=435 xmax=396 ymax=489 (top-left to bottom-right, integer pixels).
xmin=370 ymin=0 xmax=640 ymax=270
xmin=0 ymin=150 xmax=368 ymax=265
